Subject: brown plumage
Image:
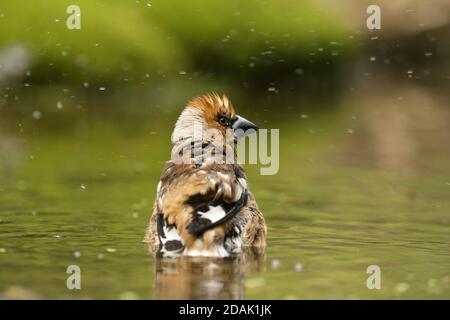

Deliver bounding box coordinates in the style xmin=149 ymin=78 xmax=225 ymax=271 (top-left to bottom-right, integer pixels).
xmin=144 ymin=93 xmax=266 ymax=257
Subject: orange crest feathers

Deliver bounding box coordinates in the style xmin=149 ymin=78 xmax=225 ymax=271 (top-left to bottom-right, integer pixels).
xmin=188 ymin=93 xmax=237 ymax=120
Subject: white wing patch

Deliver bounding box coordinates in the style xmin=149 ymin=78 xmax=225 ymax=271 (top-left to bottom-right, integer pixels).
xmin=198 ymin=205 xmax=226 ymax=223
xmin=161 ymin=225 xmax=182 ymax=244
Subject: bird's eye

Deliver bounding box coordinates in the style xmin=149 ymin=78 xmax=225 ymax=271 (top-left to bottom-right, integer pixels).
xmin=218 ymin=116 xmax=229 ymax=126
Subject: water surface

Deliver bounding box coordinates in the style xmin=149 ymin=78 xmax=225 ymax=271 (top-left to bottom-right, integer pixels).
xmin=1 ymin=97 xmax=449 ymax=299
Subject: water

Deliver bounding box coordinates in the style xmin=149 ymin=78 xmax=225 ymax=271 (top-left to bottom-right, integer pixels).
xmin=1 ymin=97 xmax=449 ymax=299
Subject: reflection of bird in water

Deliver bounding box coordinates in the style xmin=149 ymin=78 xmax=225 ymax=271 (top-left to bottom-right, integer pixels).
xmin=152 ymin=246 xmax=265 ymax=299
xmin=144 ymin=93 xmax=266 ymax=257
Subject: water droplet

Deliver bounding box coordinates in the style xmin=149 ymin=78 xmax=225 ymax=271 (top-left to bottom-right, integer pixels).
xmin=394 ymin=282 xmax=410 ymax=294
xmin=80 ymin=184 xmax=87 ymax=190
xmin=73 ymin=251 xmax=81 ymax=258
xmin=271 ymin=259 xmax=281 ymax=269
xmin=294 ymin=263 xmax=303 ymax=272
xmin=32 ymin=111 xmax=42 ymax=120
xmin=427 ymin=278 xmax=437 ymax=287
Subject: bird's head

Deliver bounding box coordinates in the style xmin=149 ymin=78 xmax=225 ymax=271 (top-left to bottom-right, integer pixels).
xmin=171 ymin=93 xmax=258 ymax=145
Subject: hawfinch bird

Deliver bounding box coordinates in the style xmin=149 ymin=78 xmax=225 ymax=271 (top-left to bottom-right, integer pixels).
xmin=144 ymin=93 xmax=266 ymax=257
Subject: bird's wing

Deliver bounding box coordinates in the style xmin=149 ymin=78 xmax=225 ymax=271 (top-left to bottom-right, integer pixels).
xmin=155 ymin=162 xmax=248 ymax=252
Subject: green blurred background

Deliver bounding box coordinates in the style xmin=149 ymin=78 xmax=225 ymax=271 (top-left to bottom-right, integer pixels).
xmin=0 ymin=1 xmax=449 ymax=299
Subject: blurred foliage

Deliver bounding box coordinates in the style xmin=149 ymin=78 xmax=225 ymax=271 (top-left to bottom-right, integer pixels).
xmin=0 ymin=0 xmax=354 ymax=85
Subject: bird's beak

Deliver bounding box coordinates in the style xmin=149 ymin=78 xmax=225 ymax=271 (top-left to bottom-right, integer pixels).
xmin=233 ymin=115 xmax=258 ymax=138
